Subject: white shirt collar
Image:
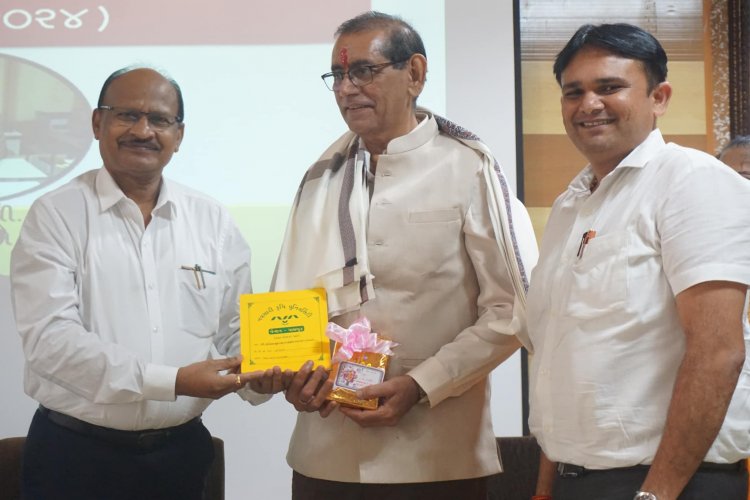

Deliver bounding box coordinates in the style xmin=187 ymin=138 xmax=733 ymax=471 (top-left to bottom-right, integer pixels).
xmin=95 ymin=167 xmax=176 ymax=218
xmin=569 ymin=129 xmax=667 ymax=194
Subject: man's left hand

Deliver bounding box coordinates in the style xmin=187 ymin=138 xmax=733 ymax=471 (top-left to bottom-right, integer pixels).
xmin=244 ymin=366 xmax=291 ymax=394
xmin=338 ymin=375 xmax=421 ymax=427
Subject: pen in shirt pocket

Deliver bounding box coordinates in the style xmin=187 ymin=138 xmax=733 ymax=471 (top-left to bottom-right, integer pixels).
xmin=576 ymin=230 xmax=596 ymax=259
xmin=180 ymin=264 xmax=216 ymax=289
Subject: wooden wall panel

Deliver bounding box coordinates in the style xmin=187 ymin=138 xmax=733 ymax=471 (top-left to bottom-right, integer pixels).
xmin=523 ymin=135 xmax=585 ymax=206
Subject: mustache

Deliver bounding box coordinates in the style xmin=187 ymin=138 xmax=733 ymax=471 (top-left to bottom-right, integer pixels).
xmin=118 ymin=138 xmax=160 ymax=150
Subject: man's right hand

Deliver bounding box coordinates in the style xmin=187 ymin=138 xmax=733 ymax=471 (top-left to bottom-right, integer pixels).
xmin=284 ymin=360 xmax=337 ymax=417
xmin=175 ymin=356 xmax=267 ymax=399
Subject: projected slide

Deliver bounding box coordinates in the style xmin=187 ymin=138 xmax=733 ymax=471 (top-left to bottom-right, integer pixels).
xmin=0 ymin=56 xmax=92 ymax=200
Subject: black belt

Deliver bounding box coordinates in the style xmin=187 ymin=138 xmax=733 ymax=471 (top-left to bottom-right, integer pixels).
xmin=557 ymin=460 xmax=745 ymax=478
xmin=38 ymin=406 xmax=202 ymax=451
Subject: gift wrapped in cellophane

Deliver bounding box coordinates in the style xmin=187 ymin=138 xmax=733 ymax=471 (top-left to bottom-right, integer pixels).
xmin=325 ymin=317 xmax=397 ymax=410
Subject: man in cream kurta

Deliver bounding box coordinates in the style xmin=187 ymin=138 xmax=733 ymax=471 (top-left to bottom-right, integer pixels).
xmin=272 ymin=12 xmax=537 ymax=499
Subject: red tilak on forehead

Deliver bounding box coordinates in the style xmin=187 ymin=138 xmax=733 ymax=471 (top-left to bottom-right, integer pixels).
xmin=339 ymin=47 xmax=348 ymax=66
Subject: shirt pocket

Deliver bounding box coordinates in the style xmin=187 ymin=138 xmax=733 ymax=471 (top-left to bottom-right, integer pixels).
xmin=564 ymin=230 xmax=628 ymax=319
xmin=403 ymin=207 xmax=463 ymax=276
xmin=177 ymin=269 xmax=221 ymax=338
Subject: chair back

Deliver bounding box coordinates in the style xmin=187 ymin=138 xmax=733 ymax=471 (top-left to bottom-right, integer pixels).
xmin=0 ymin=435 xmax=225 ymax=500
xmin=488 ymin=436 xmax=541 ymax=500
xmin=0 ymin=437 xmax=24 ymax=500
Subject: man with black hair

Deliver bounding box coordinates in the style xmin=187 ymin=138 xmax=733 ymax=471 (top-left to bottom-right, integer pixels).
xmin=272 ymin=10 xmax=537 ymax=500
xmin=11 ymin=66 xmax=282 ymax=499
xmin=719 ymin=135 xmax=750 ymax=180
xmin=525 ymin=23 xmax=750 ymax=500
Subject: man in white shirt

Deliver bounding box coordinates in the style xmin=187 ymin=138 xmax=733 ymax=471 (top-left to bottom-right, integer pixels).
xmin=272 ymin=11 xmax=537 ymax=500
xmin=527 ymin=23 xmax=750 ymax=500
xmin=10 ymin=67 xmax=281 ymax=499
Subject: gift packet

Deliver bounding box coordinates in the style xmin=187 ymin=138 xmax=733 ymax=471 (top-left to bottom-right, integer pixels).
xmin=325 ymin=317 xmax=397 ymax=410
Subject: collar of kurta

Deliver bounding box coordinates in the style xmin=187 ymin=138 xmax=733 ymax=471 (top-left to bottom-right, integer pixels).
xmin=272 ymin=109 xmax=529 ymax=316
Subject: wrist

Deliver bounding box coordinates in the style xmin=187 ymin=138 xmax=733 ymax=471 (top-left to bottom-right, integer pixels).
xmin=532 ymin=496 xmax=552 ymax=500
xmin=408 ymin=376 xmax=427 ymax=403
xmin=633 ymin=492 xmax=658 ymax=500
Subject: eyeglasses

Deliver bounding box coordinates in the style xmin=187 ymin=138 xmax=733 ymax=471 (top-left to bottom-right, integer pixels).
xmin=321 ymin=59 xmax=408 ymax=91
xmin=98 ymin=106 xmax=181 ymax=131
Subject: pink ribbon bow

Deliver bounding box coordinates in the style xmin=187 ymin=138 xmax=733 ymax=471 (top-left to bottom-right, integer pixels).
xmin=326 ymin=317 xmax=398 ymax=363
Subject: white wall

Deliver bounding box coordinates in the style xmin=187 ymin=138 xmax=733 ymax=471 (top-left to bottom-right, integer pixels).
xmin=0 ymin=2 xmax=521 ymax=498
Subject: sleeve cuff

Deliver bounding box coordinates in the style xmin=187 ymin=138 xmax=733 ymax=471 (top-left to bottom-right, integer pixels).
xmin=236 ymin=386 xmax=273 ymax=406
xmin=408 ymin=376 xmax=429 ymax=404
xmin=669 ymin=263 xmax=750 ymax=296
xmin=407 ymin=357 xmax=453 ymax=407
xmin=142 ymin=363 xmax=179 ymax=401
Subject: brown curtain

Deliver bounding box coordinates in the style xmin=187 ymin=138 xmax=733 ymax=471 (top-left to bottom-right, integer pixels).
xmin=728 ymin=0 xmax=750 ymax=135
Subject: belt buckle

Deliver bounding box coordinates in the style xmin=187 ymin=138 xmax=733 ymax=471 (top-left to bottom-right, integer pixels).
xmin=557 ymin=462 xmax=585 ymax=478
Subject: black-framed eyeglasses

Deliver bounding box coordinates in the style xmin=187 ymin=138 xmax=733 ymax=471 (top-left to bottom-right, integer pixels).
xmin=98 ymin=106 xmax=181 ymax=131
xmin=321 ymin=59 xmax=409 ymax=91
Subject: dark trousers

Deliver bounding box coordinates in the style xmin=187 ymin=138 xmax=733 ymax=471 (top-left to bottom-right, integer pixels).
xmin=553 ymin=464 xmax=748 ymax=500
xmin=292 ymin=470 xmax=489 ymax=500
xmin=22 ymin=408 xmax=214 ymax=500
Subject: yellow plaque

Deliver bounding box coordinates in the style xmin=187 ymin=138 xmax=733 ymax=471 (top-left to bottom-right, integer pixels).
xmin=240 ymin=289 xmax=331 ymax=372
